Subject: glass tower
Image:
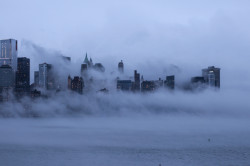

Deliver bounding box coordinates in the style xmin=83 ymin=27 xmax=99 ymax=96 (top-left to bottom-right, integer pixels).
xmin=0 ymin=39 xmax=18 ymax=71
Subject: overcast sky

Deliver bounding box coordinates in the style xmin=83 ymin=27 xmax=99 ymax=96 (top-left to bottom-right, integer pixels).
xmin=0 ymin=0 xmax=250 ymax=89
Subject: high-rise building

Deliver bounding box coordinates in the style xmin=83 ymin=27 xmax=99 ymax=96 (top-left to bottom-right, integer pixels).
xmin=0 ymin=65 xmax=15 ymax=89
xmin=133 ymin=70 xmax=140 ymax=91
xmin=0 ymin=39 xmax=18 ymax=71
xmin=70 ymin=76 xmax=84 ymax=94
xmin=118 ymin=60 xmax=124 ymax=73
xmin=202 ymin=66 xmax=220 ymax=88
xmin=164 ymin=75 xmax=175 ymax=89
xmin=16 ymin=57 xmax=30 ymax=92
xmin=34 ymin=71 xmax=39 ymax=87
xmin=39 ymin=63 xmax=53 ymax=90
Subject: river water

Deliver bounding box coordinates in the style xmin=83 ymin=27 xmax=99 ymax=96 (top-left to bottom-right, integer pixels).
xmin=0 ymin=116 xmax=250 ymax=166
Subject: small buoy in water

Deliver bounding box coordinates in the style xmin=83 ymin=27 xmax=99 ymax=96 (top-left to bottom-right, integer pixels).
xmin=208 ymin=138 xmax=211 ymax=142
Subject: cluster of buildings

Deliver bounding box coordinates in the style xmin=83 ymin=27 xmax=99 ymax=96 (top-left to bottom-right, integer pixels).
xmin=0 ymin=38 xmax=221 ymax=101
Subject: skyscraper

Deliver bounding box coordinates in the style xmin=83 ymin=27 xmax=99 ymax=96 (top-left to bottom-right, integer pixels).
xmin=39 ymin=63 xmax=53 ymax=89
xmin=202 ymin=66 xmax=220 ymax=88
xmin=34 ymin=71 xmax=39 ymax=87
xmin=134 ymin=70 xmax=140 ymax=91
xmin=118 ymin=60 xmax=124 ymax=73
xmin=16 ymin=57 xmax=30 ymax=92
xmin=164 ymin=75 xmax=175 ymax=89
xmin=0 ymin=39 xmax=18 ymax=71
xmin=0 ymin=65 xmax=15 ymax=89
xmin=71 ymin=76 xmax=84 ymax=94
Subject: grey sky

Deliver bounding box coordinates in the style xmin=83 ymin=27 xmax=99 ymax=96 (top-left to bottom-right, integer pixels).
xmin=0 ymin=0 xmax=250 ymax=89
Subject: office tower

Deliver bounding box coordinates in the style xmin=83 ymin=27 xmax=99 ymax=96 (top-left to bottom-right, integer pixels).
xmin=71 ymin=76 xmax=84 ymax=94
xmin=39 ymin=63 xmax=53 ymax=90
xmin=118 ymin=60 xmax=124 ymax=73
xmin=164 ymin=75 xmax=175 ymax=89
xmin=16 ymin=57 xmax=30 ymax=92
xmin=0 ymin=39 xmax=18 ymax=71
xmin=202 ymin=66 xmax=220 ymax=88
xmin=0 ymin=65 xmax=15 ymax=89
xmin=117 ymin=80 xmax=132 ymax=91
xmin=34 ymin=71 xmax=39 ymax=86
xmin=134 ymin=70 xmax=140 ymax=91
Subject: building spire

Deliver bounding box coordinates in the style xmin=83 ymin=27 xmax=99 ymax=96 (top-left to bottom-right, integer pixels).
xmin=83 ymin=52 xmax=89 ymax=64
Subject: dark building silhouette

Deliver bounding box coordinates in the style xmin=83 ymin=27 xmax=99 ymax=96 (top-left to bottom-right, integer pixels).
xmin=202 ymin=66 xmax=220 ymax=88
xmin=69 ymin=76 xmax=84 ymax=94
xmin=141 ymin=81 xmax=155 ymax=92
xmin=81 ymin=64 xmax=88 ymax=74
xmin=30 ymin=89 xmax=41 ymax=98
xmin=34 ymin=71 xmax=39 ymax=87
xmin=164 ymin=75 xmax=175 ymax=89
xmin=94 ymin=63 xmax=105 ymax=72
xmin=68 ymin=75 xmax=72 ymax=90
xmin=133 ymin=70 xmax=140 ymax=91
xmin=117 ymin=80 xmax=132 ymax=91
xmin=191 ymin=77 xmax=205 ymax=83
xmin=0 ymin=65 xmax=15 ymax=89
xmin=15 ymin=57 xmax=30 ymax=93
xmin=118 ymin=60 xmax=124 ymax=73
xmin=0 ymin=65 xmax=15 ymax=101
xmin=190 ymin=76 xmax=206 ymax=90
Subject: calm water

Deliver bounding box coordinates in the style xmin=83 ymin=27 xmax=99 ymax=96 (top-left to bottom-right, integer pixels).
xmin=0 ymin=116 xmax=250 ymax=166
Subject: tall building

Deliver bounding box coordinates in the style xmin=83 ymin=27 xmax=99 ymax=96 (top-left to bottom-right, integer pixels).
xmin=164 ymin=75 xmax=175 ymax=89
xmin=118 ymin=60 xmax=124 ymax=73
xmin=133 ymin=70 xmax=140 ymax=91
xmin=16 ymin=57 xmax=30 ymax=92
xmin=202 ymin=66 xmax=220 ymax=88
xmin=34 ymin=71 xmax=39 ymax=86
xmin=39 ymin=63 xmax=53 ymax=90
xmin=0 ymin=39 xmax=18 ymax=71
xmin=0 ymin=65 xmax=15 ymax=89
xmin=70 ymin=76 xmax=84 ymax=94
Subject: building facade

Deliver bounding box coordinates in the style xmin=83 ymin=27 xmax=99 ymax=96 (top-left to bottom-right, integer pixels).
xmin=202 ymin=66 xmax=220 ymax=88
xmin=39 ymin=63 xmax=53 ymax=89
xmin=0 ymin=65 xmax=15 ymax=88
xmin=0 ymin=39 xmax=18 ymax=71
xmin=16 ymin=57 xmax=30 ymax=92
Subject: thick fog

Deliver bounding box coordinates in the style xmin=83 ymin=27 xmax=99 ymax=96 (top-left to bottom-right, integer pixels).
xmin=1 ymin=1 xmax=250 ymax=165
